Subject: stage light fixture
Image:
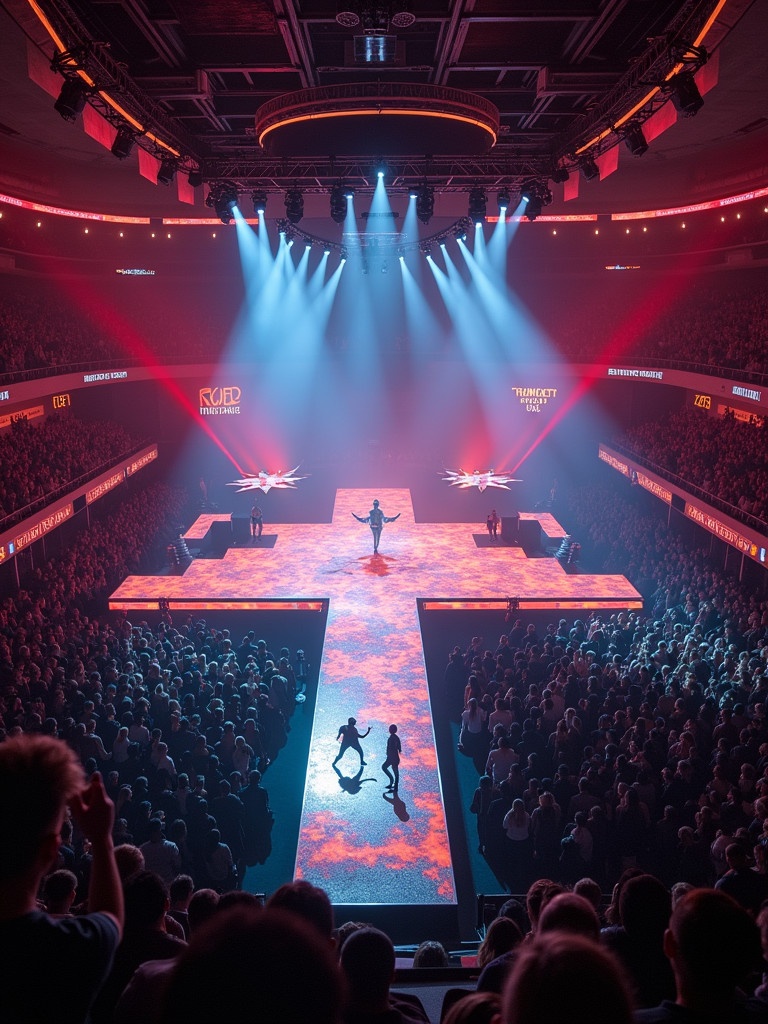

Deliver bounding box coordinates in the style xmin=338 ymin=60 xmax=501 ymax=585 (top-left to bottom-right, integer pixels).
xmin=420 ymin=241 xmax=432 ymax=257
xmin=373 ymin=159 xmax=389 ymax=180
xmin=669 ymin=71 xmax=704 ymax=116
xmin=624 ymin=123 xmax=648 ymax=156
xmin=285 ymin=188 xmax=304 ymax=224
xmin=252 ymin=190 xmax=268 ymax=214
xmin=524 ymin=197 xmax=542 ymax=221
xmin=551 ymin=166 xmax=569 ymax=184
xmin=454 ymin=225 xmax=467 ymax=242
xmin=416 ymin=183 xmax=434 ymax=225
xmin=157 ymin=159 xmax=176 ymax=186
xmin=580 ymin=155 xmax=599 ymax=181
xmin=206 ymin=183 xmax=239 ymax=224
xmin=330 ymin=185 xmax=348 ymax=223
xmin=497 ymin=187 xmax=511 ymax=211
xmin=188 ymin=169 xmax=203 ymax=188
xmin=110 ymin=128 xmax=135 ymax=160
xmin=54 ymin=78 xmax=89 ymax=121
xmin=468 ymin=186 xmax=487 ymax=224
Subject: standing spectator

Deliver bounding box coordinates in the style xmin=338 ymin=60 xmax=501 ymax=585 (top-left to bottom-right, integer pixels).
xmin=0 ymin=735 xmax=123 ymax=1024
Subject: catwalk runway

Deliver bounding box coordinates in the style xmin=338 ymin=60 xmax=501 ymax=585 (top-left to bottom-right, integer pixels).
xmin=110 ymin=489 xmax=641 ymax=911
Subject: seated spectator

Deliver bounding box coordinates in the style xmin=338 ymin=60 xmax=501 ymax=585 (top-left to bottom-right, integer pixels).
xmin=340 ymin=926 xmax=430 ymax=1023
xmin=635 ymin=889 xmax=766 ymax=1023
xmin=502 ymin=932 xmax=634 ymax=1024
xmin=159 ymin=906 xmax=342 ymax=1023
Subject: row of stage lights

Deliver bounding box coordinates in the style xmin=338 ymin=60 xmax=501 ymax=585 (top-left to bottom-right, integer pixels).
xmin=205 ymin=178 xmax=556 ymax=227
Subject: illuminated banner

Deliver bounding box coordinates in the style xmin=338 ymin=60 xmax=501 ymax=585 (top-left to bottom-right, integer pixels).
xmin=717 ymin=404 xmax=764 ymax=427
xmin=83 ymin=370 xmax=129 ymax=383
xmin=607 ymin=367 xmax=664 ymax=381
xmin=635 ymin=472 xmax=672 ymax=505
xmin=199 ymin=386 xmax=242 ymax=416
xmin=511 ymin=386 xmax=558 ymax=413
xmin=684 ymin=503 xmax=754 ymax=555
xmin=52 ymin=393 xmax=71 ymax=409
xmin=0 ymin=389 xmax=10 ymax=402
xmin=732 ymin=385 xmax=762 ymax=403
xmin=126 ymin=446 xmax=158 ymax=476
xmin=86 ymin=471 xmax=125 ymax=505
xmin=0 ymin=404 xmax=44 ymax=430
xmin=693 ymin=393 xmax=711 ymax=410
xmin=598 ymin=446 xmax=630 ymax=477
xmin=14 ymin=503 xmax=74 ymax=553
xmin=115 ymin=269 xmax=156 ymax=276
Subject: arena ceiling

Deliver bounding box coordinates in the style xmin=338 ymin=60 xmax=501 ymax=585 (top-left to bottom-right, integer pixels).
xmin=0 ymin=0 xmax=765 ymax=220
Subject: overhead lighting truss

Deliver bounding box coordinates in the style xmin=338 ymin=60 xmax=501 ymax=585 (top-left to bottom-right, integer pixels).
xmin=28 ymin=0 xmax=722 ymax=199
xmin=275 ymin=215 xmax=473 ymax=265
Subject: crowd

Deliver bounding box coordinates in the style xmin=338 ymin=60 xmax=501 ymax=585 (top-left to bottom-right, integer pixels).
xmin=4 ymin=730 xmax=768 ymax=1022
xmin=0 ymin=412 xmax=144 ymax=522
xmin=453 ymin=475 xmax=767 ymax=903
xmin=615 ymin=406 xmax=768 ymax=525
xmin=2 ymin=266 xmax=768 ymax=375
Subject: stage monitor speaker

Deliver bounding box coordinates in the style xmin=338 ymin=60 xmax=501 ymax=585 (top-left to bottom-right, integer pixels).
xmin=517 ymin=519 xmax=541 ymax=551
xmin=206 ymin=519 xmax=232 ymax=555
xmin=231 ymin=513 xmax=251 ymax=544
xmin=501 ymin=515 xmax=519 ymax=541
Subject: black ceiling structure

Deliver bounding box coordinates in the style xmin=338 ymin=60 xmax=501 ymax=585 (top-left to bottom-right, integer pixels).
xmin=0 ymin=0 xmax=764 ymax=213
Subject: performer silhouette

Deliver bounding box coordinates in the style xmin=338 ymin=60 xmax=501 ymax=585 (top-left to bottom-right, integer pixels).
xmin=250 ymin=503 xmax=263 ymax=538
xmin=333 ymin=717 xmax=370 ymax=768
xmin=486 ymin=509 xmax=500 ymax=539
xmin=382 ymin=724 xmax=402 ymax=792
xmin=352 ymin=499 xmax=401 ymax=554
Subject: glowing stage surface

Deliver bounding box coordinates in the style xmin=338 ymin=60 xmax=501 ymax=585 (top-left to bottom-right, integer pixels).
xmin=110 ymin=489 xmax=641 ymax=908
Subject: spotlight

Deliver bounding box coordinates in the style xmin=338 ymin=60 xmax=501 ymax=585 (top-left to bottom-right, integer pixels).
xmin=497 ymin=187 xmax=511 ymax=211
xmin=468 ymin=186 xmax=487 ymax=223
xmin=340 ymin=246 xmax=348 ymax=260
xmin=416 ymin=183 xmax=434 ymax=225
xmin=409 ymin=187 xmax=419 ymax=200
xmin=54 ymin=78 xmax=89 ymax=121
xmin=551 ymin=165 xmax=569 ymax=184
xmin=285 ymin=188 xmax=304 ymax=224
xmin=110 ymin=127 xmax=135 ymax=160
xmin=206 ymin=183 xmax=239 ymax=224
xmin=381 ymin=260 xmax=388 ymax=274
xmin=420 ymin=241 xmax=432 ymax=258
xmin=519 ymin=180 xmax=552 ymax=221
xmin=330 ymin=185 xmax=348 ymax=223
xmin=623 ymin=122 xmax=648 ymax=156
xmin=580 ymin=155 xmax=599 ymax=181
xmin=454 ymin=225 xmax=467 ymax=242
xmin=188 ymin=169 xmax=204 ymax=188
xmin=524 ymin=197 xmax=542 ymax=222
xmin=252 ymin=190 xmax=268 ymax=214
xmin=157 ymin=159 xmax=176 ymax=186
xmin=373 ymin=159 xmax=389 ymax=180
xmin=669 ymin=71 xmax=704 ymax=116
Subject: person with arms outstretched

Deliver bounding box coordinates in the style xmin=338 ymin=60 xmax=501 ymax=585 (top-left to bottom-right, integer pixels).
xmin=333 ymin=717 xmax=370 ymax=768
xmin=352 ymin=499 xmax=400 ymax=555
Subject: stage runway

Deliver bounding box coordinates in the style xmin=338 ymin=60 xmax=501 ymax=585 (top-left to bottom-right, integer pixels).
xmin=110 ymin=489 xmax=641 ymax=911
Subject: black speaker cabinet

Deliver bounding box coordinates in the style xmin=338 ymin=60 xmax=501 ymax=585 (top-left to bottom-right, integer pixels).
xmin=231 ymin=513 xmax=251 ymax=544
xmin=517 ymin=519 xmax=541 ymax=551
xmin=501 ymin=515 xmax=519 ymax=541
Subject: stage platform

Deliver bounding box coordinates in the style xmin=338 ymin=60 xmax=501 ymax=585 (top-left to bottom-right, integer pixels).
xmin=110 ymin=489 xmax=641 ymax=930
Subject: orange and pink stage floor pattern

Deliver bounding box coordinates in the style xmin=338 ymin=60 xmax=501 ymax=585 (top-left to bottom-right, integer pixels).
xmin=110 ymin=489 xmax=641 ymax=908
